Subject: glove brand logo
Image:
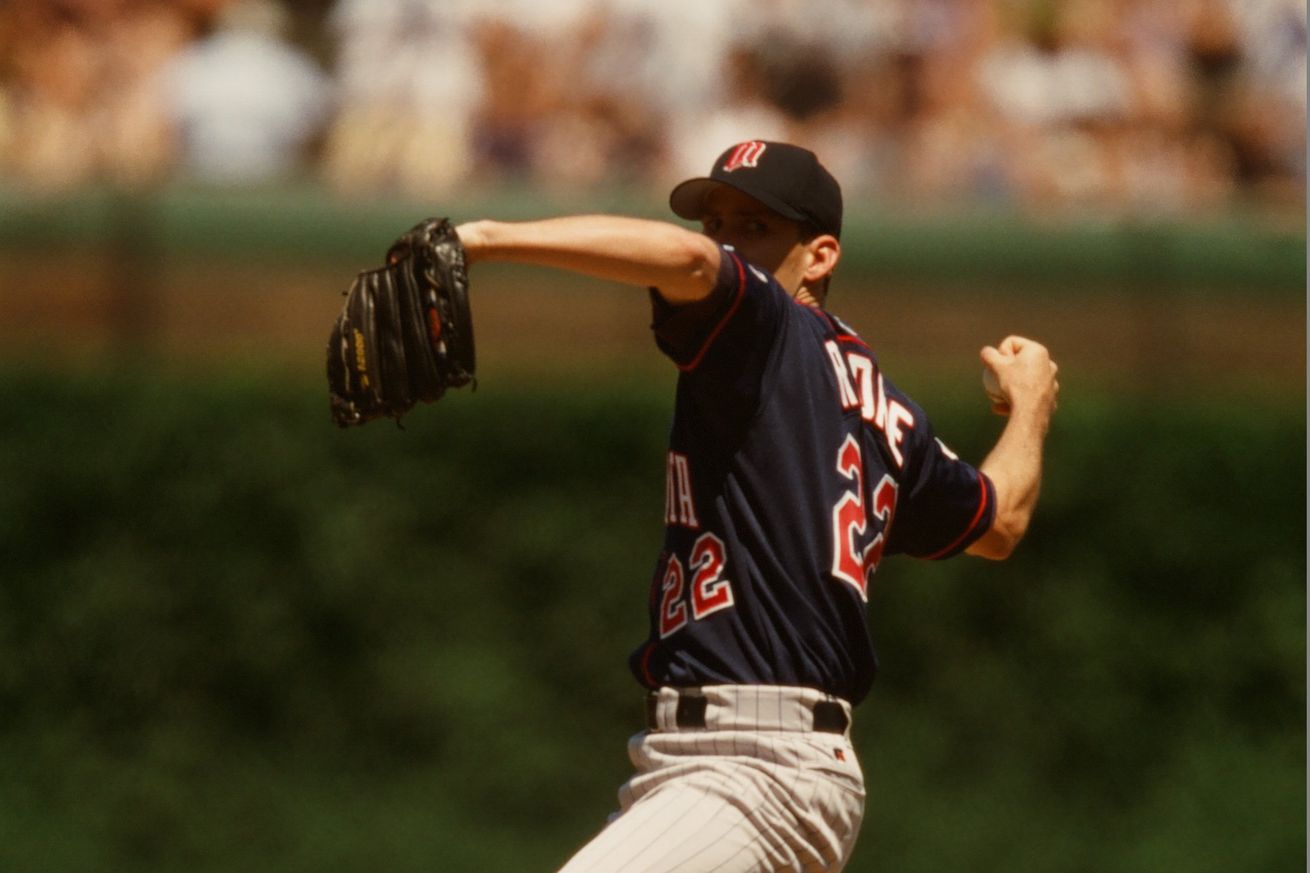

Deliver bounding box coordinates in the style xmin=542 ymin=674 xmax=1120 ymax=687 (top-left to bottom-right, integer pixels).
xmin=352 ymin=328 xmax=370 ymax=388
xmin=722 ymin=141 xmax=766 ymax=173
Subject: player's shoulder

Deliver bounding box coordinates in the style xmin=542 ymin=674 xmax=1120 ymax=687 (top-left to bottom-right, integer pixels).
xmin=802 ymin=306 xmax=875 ymax=356
xmin=824 ymin=312 xmax=861 ymax=338
xmin=722 ymin=248 xmax=873 ymax=354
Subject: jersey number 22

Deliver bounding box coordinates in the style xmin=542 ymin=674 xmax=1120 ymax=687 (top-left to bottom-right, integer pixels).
xmin=659 ymin=533 xmax=734 ymax=638
xmin=832 ymin=435 xmax=897 ymax=600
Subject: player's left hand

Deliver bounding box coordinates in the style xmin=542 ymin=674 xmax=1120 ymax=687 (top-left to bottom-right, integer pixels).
xmin=326 ymin=217 xmax=476 ymax=427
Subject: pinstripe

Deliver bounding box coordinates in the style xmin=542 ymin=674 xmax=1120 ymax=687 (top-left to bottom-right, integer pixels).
xmin=638 ymin=727 xmax=781 ymax=872
xmin=580 ymin=780 xmax=717 ymax=871
xmin=566 ymin=778 xmax=757 ymax=872
xmin=626 ymin=786 xmax=727 ymax=870
xmin=569 ymin=739 xmax=772 ymax=873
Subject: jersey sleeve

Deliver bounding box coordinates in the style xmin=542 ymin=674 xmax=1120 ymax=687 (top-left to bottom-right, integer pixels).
xmin=649 ymin=245 xmax=787 ymax=375
xmin=885 ymin=401 xmax=996 ymax=560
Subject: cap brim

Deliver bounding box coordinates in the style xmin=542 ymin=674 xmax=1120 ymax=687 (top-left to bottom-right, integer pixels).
xmin=668 ymin=178 xmax=719 ymax=220
xmin=669 ymin=177 xmax=808 ymax=224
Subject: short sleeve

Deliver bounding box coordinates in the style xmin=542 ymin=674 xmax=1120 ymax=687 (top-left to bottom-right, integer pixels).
xmin=649 ymin=247 xmax=744 ymax=368
xmin=886 ymin=412 xmax=996 ymax=559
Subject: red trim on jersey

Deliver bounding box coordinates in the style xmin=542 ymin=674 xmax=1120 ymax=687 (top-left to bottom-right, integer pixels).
xmin=835 ymin=332 xmax=872 ymax=352
xmin=637 ymin=642 xmax=657 ymax=688
xmin=923 ymin=472 xmax=993 ymax=560
xmin=821 ymin=311 xmax=874 ymax=354
xmin=676 ymin=252 xmax=748 ymax=373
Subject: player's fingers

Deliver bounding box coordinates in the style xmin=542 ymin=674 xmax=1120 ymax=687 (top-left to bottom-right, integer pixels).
xmin=1008 ymin=336 xmax=1056 ymax=365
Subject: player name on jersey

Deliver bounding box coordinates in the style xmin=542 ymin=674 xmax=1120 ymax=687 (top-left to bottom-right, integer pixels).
xmin=824 ymin=337 xmax=915 ymax=469
xmin=664 ymin=451 xmax=699 ymax=528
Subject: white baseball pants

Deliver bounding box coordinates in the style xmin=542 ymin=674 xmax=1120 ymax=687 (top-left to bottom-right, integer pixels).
xmin=555 ymin=686 xmax=865 ymax=873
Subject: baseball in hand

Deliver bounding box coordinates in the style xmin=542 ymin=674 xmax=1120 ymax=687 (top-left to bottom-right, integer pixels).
xmin=982 ymin=367 xmax=1009 ymax=409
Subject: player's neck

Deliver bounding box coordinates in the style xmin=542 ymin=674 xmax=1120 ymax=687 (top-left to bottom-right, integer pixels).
xmin=794 ymin=287 xmax=822 ymax=309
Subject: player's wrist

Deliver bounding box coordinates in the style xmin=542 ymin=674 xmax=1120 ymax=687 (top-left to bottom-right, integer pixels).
xmin=454 ymin=220 xmax=494 ymax=264
xmin=1005 ymin=394 xmax=1055 ymax=435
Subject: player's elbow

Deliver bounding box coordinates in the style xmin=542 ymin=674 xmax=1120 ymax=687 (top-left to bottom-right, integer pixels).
xmin=682 ymin=233 xmax=721 ymax=289
xmin=966 ymin=515 xmax=1027 ymax=560
xmin=661 ymin=231 xmax=721 ymax=303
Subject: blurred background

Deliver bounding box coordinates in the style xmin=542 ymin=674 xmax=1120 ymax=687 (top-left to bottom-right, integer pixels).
xmin=0 ymin=1 xmax=1303 ymax=871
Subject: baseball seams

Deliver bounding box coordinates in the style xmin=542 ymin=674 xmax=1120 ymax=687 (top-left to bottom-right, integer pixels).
xmin=555 ymin=686 xmax=865 ymax=873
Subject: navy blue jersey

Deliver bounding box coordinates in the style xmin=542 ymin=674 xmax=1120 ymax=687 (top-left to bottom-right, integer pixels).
xmin=629 ymin=245 xmax=995 ymax=705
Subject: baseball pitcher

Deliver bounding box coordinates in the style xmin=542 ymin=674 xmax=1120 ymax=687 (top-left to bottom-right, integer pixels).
xmin=327 ymin=141 xmax=1059 ymax=872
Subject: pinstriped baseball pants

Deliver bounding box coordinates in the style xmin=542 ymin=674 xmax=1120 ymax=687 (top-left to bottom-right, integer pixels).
xmin=555 ymin=686 xmax=865 ymax=873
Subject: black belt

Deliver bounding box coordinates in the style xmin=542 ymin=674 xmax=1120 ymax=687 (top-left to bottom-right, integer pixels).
xmin=645 ymin=692 xmax=850 ymax=735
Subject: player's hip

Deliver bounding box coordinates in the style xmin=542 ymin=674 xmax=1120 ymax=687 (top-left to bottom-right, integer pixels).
xmin=633 ymin=684 xmax=865 ymax=797
xmin=644 ymin=684 xmax=855 ymax=736
xmin=618 ymin=709 xmax=866 ymax=870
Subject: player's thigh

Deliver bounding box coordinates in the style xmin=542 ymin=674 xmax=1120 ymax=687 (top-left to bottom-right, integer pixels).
xmin=554 ymin=780 xmax=777 ymax=873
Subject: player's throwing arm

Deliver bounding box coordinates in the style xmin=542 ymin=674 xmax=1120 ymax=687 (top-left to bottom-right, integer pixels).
xmin=968 ymin=335 xmax=1060 ymax=559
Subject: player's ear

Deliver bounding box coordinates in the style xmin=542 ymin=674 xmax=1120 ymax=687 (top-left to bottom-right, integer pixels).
xmin=803 ymin=235 xmax=840 ymax=285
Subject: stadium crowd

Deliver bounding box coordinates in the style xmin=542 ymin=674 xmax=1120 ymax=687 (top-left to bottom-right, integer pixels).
xmin=0 ymin=0 xmax=1303 ymax=216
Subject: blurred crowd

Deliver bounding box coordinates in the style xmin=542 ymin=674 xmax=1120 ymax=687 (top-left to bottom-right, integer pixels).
xmin=0 ymin=0 xmax=1304 ymax=216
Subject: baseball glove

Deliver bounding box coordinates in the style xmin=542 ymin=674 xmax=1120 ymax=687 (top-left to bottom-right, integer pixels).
xmin=326 ymin=217 xmax=475 ymax=427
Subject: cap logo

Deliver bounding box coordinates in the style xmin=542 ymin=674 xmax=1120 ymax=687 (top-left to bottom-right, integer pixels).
xmin=721 ymin=141 xmax=766 ymax=173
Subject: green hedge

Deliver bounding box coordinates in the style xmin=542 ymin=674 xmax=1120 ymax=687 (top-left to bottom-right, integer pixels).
xmin=0 ymin=366 xmax=1302 ymax=872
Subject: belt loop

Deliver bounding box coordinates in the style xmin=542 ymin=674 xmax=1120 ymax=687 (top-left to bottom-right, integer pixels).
xmin=812 ymin=700 xmax=849 ymax=734
xmin=675 ymin=693 xmax=707 ymax=728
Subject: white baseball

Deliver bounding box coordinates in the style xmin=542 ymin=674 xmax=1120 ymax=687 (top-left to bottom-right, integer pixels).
xmin=982 ymin=367 xmax=1007 ymax=405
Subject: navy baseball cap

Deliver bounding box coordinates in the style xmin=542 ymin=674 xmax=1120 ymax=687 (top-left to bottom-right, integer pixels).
xmin=669 ymin=141 xmax=843 ymax=239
